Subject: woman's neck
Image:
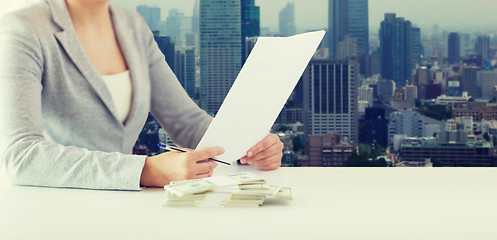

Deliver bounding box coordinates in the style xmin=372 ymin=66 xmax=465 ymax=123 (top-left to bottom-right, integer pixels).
xmin=65 ymin=0 xmax=111 ymax=30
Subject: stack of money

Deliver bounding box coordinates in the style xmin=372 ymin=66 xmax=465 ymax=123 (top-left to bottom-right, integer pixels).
xmin=163 ymin=172 xmax=292 ymax=207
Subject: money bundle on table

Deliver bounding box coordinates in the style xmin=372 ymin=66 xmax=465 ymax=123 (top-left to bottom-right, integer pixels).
xmin=163 ymin=172 xmax=292 ymax=207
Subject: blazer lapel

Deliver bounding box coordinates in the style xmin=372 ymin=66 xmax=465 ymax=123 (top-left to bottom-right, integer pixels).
xmin=110 ymin=4 xmax=144 ymax=126
xmin=49 ymin=0 xmax=120 ymax=123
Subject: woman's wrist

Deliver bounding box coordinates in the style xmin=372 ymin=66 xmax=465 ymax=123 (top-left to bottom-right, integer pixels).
xmin=140 ymin=157 xmax=158 ymax=187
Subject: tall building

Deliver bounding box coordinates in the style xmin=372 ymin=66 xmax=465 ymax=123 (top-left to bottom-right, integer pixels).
xmin=378 ymin=79 xmax=395 ymax=104
xmin=461 ymin=66 xmax=478 ymax=98
xmin=192 ymin=0 xmax=200 ymax=34
xmin=347 ymin=0 xmax=369 ymax=55
xmin=448 ymin=32 xmax=461 ymax=64
xmin=337 ymin=36 xmax=358 ymax=60
xmin=303 ymin=60 xmax=358 ymax=143
xmin=362 ymin=107 xmax=388 ymax=147
xmin=388 ymin=110 xmax=424 ymax=149
xmin=379 ymin=13 xmax=413 ymax=86
xmin=200 ymin=0 xmax=242 ymax=115
xmin=415 ymin=66 xmax=430 ymax=86
xmin=165 ymin=8 xmax=183 ymax=40
xmin=460 ymin=33 xmax=471 ymax=57
xmin=411 ymin=27 xmax=421 ymax=69
xmin=241 ymin=0 xmax=260 ymax=64
xmin=175 ymin=47 xmax=196 ymax=99
xmin=328 ymin=0 xmax=348 ymax=59
xmin=245 ymin=37 xmax=258 ymax=60
xmin=136 ymin=5 xmax=161 ymax=32
xmin=358 ymin=84 xmax=373 ymax=106
xmin=153 ymin=33 xmax=176 ymax=73
xmin=404 ymin=83 xmax=418 ymax=101
xmin=279 ymin=3 xmax=296 ymax=37
xmin=328 ymin=0 xmax=369 ymax=59
xmin=478 ymin=70 xmax=497 ymax=99
xmin=475 ymin=35 xmax=491 ymax=61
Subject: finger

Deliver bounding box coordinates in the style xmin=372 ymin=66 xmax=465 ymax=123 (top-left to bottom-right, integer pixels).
xmin=246 ymin=134 xmax=281 ymax=158
xmin=194 ymin=160 xmax=218 ymax=174
xmin=194 ymin=171 xmax=214 ymax=179
xmin=245 ymin=143 xmax=283 ymax=164
xmin=249 ymin=155 xmax=280 ymax=168
xmin=258 ymin=161 xmax=281 ymax=171
xmin=190 ymin=147 xmax=225 ymax=161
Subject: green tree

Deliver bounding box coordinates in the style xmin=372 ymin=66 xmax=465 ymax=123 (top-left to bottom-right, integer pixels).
xmin=419 ymin=104 xmax=451 ymax=121
xmin=370 ymin=157 xmax=388 ymax=167
xmin=292 ymin=135 xmax=303 ymax=153
xmin=483 ymin=132 xmax=491 ymax=142
xmin=431 ymin=158 xmax=442 ymax=167
xmin=345 ymin=152 xmax=370 ymax=167
xmin=277 ymin=124 xmax=289 ymax=132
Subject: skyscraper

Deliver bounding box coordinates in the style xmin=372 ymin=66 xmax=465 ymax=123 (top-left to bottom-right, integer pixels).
xmin=177 ymin=47 xmax=196 ymax=99
xmin=475 ymin=35 xmax=491 ymax=61
xmin=192 ymin=0 xmax=200 ymax=34
xmin=461 ymin=66 xmax=478 ymax=98
xmin=379 ymin=13 xmax=413 ymax=86
xmin=165 ymin=8 xmax=183 ymax=40
xmin=448 ymin=32 xmax=461 ymax=64
xmin=153 ymin=33 xmax=176 ymax=72
xmin=200 ymin=0 xmax=242 ymax=115
xmin=411 ymin=27 xmax=421 ymax=69
xmin=328 ymin=0 xmax=369 ymax=59
xmin=303 ymin=60 xmax=358 ymax=143
xmin=136 ymin=5 xmax=161 ymax=32
xmin=279 ymin=3 xmax=296 ymax=37
xmin=328 ymin=0 xmax=348 ymax=59
xmin=478 ymin=70 xmax=497 ymax=99
xmin=346 ymin=0 xmax=369 ymax=55
xmin=241 ymin=0 xmax=260 ymax=64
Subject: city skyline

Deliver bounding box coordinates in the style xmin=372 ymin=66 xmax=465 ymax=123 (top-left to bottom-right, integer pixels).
xmin=115 ymin=0 xmax=497 ymax=33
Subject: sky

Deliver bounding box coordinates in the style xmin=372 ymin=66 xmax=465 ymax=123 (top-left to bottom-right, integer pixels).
xmin=114 ymin=0 xmax=497 ymax=34
xmin=1 ymin=0 xmax=495 ymax=34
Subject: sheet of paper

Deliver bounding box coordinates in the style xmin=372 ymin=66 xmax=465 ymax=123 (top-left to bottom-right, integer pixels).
xmin=196 ymin=30 xmax=326 ymax=162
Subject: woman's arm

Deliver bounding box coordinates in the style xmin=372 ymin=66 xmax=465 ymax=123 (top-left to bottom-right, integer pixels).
xmin=138 ymin=14 xmax=282 ymax=170
xmin=140 ymin=22 xmax=212 ymax=149
xmin=0 ymin=12 xmax=146 ymax=190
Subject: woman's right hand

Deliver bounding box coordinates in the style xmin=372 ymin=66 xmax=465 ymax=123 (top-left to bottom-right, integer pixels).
xmin=140 ymin=147 xmax=225 ymax=187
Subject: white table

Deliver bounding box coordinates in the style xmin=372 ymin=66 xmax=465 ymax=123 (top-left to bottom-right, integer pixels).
xmin=1 ymin=165 xmax=497 ymax=240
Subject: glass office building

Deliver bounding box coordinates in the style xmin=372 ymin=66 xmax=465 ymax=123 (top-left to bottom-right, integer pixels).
xmin=379 ymin=13 xmax=413 ymax=86
xmin=199 ymin=0 xmax=242 ymax=115
xmin=328 ymin=0 xmax=369 ymax=59
xmin=241 ymin=0 xmax=260 ymax=64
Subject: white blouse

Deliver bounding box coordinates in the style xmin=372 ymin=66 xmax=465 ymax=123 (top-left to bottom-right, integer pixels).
xmin=101 ymin=71 xmax=133 ymax=123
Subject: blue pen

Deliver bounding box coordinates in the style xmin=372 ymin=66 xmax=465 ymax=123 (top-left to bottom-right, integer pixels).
xmin=158 ymin=143 xmax=232 ymax=166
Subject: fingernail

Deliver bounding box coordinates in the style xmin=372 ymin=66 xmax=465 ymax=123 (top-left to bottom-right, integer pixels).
xmin=248 ymin=152 xmax=253 ymax=158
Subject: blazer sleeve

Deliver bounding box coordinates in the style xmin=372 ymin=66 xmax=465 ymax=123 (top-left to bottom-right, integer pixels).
xmin=0 ymin=13 xmax=146 ymax=190
xmin=143 ymin=20 xmax=213 ymax=149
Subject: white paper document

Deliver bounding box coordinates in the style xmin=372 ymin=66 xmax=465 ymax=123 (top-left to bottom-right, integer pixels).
xmin=196 ymin=30 xmax=326 ymax=162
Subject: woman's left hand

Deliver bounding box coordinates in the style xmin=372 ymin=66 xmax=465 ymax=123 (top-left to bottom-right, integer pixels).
xmin=240 ymin=134 xmax=283 ymax=171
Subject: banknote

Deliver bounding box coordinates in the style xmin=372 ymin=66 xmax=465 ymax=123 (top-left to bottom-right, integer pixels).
xmin=165 ymin=172 xmax=266 ymax=197
xmin=163 ymin=172 xmax=292 ymax=207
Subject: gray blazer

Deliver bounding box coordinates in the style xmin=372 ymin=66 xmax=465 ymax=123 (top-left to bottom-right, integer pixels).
xmin=0 ymin=0 xmax=212 ymax=190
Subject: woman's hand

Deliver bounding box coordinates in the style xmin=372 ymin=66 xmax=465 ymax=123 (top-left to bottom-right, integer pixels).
xmin=240 ymin=134 xmax=283 ymax=171
xmin=140 ymin=147 xmax=224 ymax=187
